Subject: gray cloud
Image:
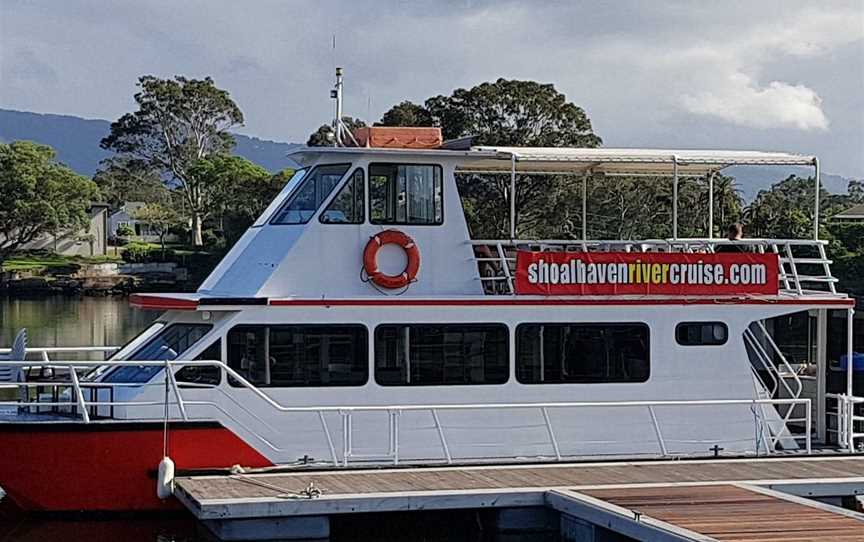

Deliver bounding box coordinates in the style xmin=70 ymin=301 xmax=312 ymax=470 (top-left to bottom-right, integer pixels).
xmin=1 ymin=0 xmax=862 ymax=177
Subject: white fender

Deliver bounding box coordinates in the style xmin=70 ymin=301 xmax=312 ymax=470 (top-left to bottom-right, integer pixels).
xmin=156 ymin=456 xmax=175 ymax=500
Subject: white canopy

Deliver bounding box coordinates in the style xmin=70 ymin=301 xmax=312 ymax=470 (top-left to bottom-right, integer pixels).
xmin=290 ymin=145 xmax=815 ymax=177
xmin=461 ymin=147 xmax=816 ymax=177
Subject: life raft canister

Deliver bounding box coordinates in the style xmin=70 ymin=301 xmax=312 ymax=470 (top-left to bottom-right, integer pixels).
xmin=363 ymin=230 xmax=420 ymax=289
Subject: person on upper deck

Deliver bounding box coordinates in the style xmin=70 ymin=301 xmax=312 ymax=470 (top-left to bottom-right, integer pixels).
xmin=715 ymin=223 xmax=750 ymax=253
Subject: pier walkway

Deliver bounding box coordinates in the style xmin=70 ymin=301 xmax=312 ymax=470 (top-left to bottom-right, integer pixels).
xmin=174 ymin=456 xmax=864 ymax=541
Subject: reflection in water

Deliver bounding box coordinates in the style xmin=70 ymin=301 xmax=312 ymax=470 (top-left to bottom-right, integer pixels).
xmin=0 ymin=296 xmax=159 ymax=351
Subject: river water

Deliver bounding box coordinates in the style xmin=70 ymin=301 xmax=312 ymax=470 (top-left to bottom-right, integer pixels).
xmin=0 ymin=296 xmax=514 ymax=542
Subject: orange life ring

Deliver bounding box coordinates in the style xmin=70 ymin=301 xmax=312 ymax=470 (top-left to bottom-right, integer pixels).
xmin=363 ymin=230 xmax=420 ymax=289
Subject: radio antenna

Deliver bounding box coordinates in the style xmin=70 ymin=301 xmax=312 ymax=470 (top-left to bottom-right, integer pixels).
xmin=330 ymin=67 xmax=358 ymax=147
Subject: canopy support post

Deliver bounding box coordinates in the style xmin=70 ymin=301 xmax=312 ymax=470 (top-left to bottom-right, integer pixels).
xmin=814 ymin=158 xmax=821 ymax=240
xmin=707 ymin=171 xmax=714 ymax=239
xmin=847 ymin=308 xmax=855 ymax=400
xmin=509 ymin=154 xmax=516 ymax=239
xmin=582 ymin=172 xmax=588 ymax=241
xmin=672 ymin=156 xmax=679 ymax=240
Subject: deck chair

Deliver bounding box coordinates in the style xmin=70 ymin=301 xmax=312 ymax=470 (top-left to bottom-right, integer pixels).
xmin=0 ymin=328 xmax=27 ymax=382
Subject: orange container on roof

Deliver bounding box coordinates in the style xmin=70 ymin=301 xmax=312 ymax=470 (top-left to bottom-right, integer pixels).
xmin=353 ymin=127 xmax=442 ymax=149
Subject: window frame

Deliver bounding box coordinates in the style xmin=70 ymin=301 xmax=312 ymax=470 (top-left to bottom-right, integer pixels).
xmin=368 ymin=162 xmax=444 ymax=226
xmin=226 ymin=323 xmax=370 ymax=388
xmin=675 ymin=322 xmax=729 ymax=346
xmin=269 ymin=163 xmax=352 ymax=226
xmin=515 ymin=322 xmax=651 ymax=385
xmin=373 ymin=322 xmax=510 ymax=387
xmin=319 ymin=167 xmax=366 ymax=225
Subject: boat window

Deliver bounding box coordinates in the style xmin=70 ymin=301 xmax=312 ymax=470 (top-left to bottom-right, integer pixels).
xmin=369 ymin=163 xmax=443 ymax=225
xmin=320 ymin=168 xmax=365 ymax=224
xmin=254 ymin=168 xmax=307 ymax=227
xmin=227 ymin=325 xmax=367 ymax=387
xmin=375 ymin=324 xmax=508 ymax=386
xmin=103 ymin=324 xmax=213 ymax=383
xmin=270 ymin=164 xmax=351 ymax=225
xmin=176 ymin=340 xmax=222 ymax=387
xmin=676 ymin=322 xmax=728 ymax=346
xmin=516 ymin=323 xmax=649 ymax=384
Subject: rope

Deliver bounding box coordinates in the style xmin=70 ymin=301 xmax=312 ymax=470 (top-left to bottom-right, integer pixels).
xmin=229 ymin=466 xmax=322 ymax=500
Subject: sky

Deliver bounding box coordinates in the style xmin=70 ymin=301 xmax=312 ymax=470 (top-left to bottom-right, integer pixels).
xmin=1 ymin=0 xmax=863 ymax=177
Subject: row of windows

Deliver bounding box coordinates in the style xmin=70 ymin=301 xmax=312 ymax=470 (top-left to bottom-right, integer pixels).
xmin=169 ymin=321 xmax=728 ymax=388
xmin=270 ymin=163 xmax=444 ymax=226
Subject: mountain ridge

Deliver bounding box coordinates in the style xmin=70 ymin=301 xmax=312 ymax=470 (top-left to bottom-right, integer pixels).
xmin=0 ymin=108 xmax=300 ymax=175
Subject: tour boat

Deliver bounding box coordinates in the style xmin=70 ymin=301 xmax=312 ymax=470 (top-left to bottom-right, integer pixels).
xmin=0 ymin=120 xmax=859 ymax=512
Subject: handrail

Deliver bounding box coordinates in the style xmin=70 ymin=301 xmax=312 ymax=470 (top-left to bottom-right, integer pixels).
xmin=0 ymin=358 xmax=814 ymax=464
xmin=470 ymin=238 xmax=840 ymax=296
xmin=826 ymin=393 xmax=864 ymax=451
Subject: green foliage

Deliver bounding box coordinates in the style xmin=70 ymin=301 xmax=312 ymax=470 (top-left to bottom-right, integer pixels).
xmin=188 ymin=155 xmax=288 ymax=245
xmin=0 ymin=141 xmax=99 ymax=260
xmin=377 ymin=101 xmax=433 ymax=127
xmin=307 ymin=117 xmax=366 ymax=147
xmin=745 ymin=175 xmax=837 ymax=239
xmin=426 ymin=78 xmax=602 ymax=147
xmin=94 ymin=156 xmax=169 ymax=210
xmin=121 ymin=241 xmax=175 ymax=263
xmin=115 ymin=223 xmax=135 ymax=238
xmin=132 ymin=203 xmax=183 ymax=252
xmin=101 ymin=75 xmax=244 ymax=246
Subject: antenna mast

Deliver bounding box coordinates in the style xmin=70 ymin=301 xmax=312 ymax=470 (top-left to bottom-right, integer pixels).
xmin=330 ymin=67 xmax=358 ymax=147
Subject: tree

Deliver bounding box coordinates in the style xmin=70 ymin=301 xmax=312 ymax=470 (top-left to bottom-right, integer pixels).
xmin=132 ymin=203 xmax=182 ymax=255
xmin=0 ymin=141 xmax=99 ymax=260
xmin=744 ymin=175 xmax=833 ymax=239
xmin=100 ymin=75 xmax=244 ymax=246
xmin=377 ymin=101 xmax=433 ymax=127
xmin=94 ymin=156 xmax=169 ymax=210
xmin=187 ymin=154 xmax=287 ymax=245
xmin=307 ymin=117 xmax=366 ymax=146
xmin=418 ymin=79 xmax=601 ymax=237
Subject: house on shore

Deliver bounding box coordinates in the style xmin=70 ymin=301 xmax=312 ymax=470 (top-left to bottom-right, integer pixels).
xmin=108 ymin=202 xmax=180 ymax=244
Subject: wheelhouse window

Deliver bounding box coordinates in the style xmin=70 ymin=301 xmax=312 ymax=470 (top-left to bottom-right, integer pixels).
xmin=271 ymin=164 xmax=350 ymax=224
xmin=516 ymin=323 xmax=649 ymax=384
xmin=103 ymin=323 xmax=212 ymax=383
xmin=320 ymin=168 xmax=365 ymax=224
xmin=676 ymin=322 xmax=728 ymax=346
xmin=375 ymin=324 xmax=508 ymax=386
xmin=176 ymin=340 xmax=222 ymax=387
xmin=370 ymin=163 xmax=443 ymax=225
xmin=227 ymin=325 xmax=367 ymax=387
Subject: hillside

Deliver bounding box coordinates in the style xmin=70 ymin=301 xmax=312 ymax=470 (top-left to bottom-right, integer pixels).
xmin=0 ymin=109 xmax=300 ymax=175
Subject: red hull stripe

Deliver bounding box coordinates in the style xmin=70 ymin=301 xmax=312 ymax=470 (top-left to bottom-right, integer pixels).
xmin=270 ymin=297 xmax=855 ymax=307
xmin=0 ymin=422 xmax=271 ymax=512
xmin=129 ymin=294 xmax=198 ymax=311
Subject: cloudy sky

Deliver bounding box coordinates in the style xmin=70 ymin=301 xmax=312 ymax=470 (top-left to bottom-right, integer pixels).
xmin=1 ymin=0 xmax=862 ymax=177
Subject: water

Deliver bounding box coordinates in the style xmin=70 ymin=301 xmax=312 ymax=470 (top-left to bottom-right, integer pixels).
xmin=0 ymin=295 xmax=159 ymax=351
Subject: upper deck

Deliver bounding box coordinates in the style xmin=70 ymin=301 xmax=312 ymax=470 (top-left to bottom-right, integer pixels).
xmin=136 ymin=141 xmax=850 ymax=309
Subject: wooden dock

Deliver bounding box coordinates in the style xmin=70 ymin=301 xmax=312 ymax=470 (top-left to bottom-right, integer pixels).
xmin=174 ymin=456 xmax=864 ymax=541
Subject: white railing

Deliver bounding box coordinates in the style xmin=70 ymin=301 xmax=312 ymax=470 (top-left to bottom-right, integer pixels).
xmin=470 ymin=238 xmax=838 ymax=296
xmin=0 ymin=358 xmax=814 ymax=466
xmin=826 ymin=393 xmax=864 ymax=452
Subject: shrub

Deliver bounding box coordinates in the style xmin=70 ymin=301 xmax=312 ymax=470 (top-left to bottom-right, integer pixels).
xmin=122 ymin=242 xmax=152 ymax=263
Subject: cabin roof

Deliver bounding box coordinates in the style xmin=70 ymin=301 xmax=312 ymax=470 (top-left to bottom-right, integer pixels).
xmin=289 ymin=146 xmax=815 ymax=177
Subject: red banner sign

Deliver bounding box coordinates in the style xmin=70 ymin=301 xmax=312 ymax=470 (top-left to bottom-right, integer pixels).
xmin=515 ymin=251 xmax=779 ymax=296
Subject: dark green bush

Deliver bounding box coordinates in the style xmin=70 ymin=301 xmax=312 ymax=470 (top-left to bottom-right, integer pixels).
xmin=121 ymin=243 xmax=176 ymax=263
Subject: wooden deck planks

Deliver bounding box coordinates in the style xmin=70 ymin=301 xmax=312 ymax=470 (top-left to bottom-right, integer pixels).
xmin=176 ymin=456 xmax=864 ymax=503
xmin=581 ymin=485 xmax=864 ymax=542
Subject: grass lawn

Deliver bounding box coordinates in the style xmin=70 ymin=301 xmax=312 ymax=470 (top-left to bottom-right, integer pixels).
xmin=1 ymin=252 xmax=122 ymax=273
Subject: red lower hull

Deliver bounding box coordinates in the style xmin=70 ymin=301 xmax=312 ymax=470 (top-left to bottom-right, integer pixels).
xmin=0 ymin=421 xmax=272 ymax=512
